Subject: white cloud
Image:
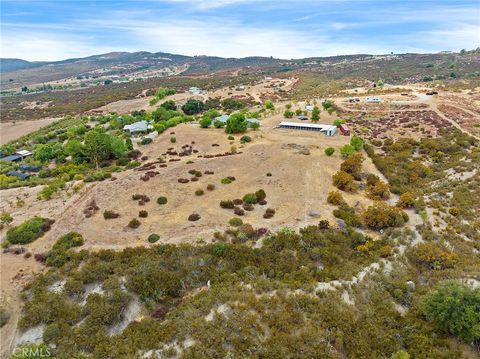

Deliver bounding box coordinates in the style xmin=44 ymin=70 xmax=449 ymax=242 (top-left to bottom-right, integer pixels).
xmin=161 ymin=0 xmax=264 ymax=10
xmin=0 ymin=31 xmax=125 ymax=61
xmin=1 ymin=2 xmax=479 ymax=61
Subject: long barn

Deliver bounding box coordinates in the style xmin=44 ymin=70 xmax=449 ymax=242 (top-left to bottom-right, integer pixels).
xmin=277 ymin=121 xmax=337 ymax=136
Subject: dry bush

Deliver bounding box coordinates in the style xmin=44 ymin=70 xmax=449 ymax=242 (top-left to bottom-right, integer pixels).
xmin=233 ymin=207 xmax=245 ymax=216
xmin=34 ymin=253 xmax=46 ymax=263
xmin=188 ymin=213 xmax=201 ymax=221
xmin=233 ymin=198 xmax=243 ymax=205
xmin=139 ymin=210 xmax=148 ymax=218
xmin=327 ymin=191 xmax=346 ymax=205
xmin=195 ymin=189 xmax=204 ymax=196
xmin=263 ymin=208 xmax=276 ymax=219
xmin=84 ymin=199 xmax=99 ymax=218
xmin=243 ymin=203 xmax=254 ymax=211
xmin=151 ymin=305 xmax=169 ymax=321
xmin=128 ymin=218 xmax=141 ymax=228
xmin=103 ymin=210 xmax=120 ymax=219
xmin=396 ymin=192 xmax=416 ymax=208
xmin=206 ymin=184 xmax=215 ymax=191
xmin=220 ymin=200 xmax=234 ymax=209
xmin=332 ymin=171 xmax=358 ymax=192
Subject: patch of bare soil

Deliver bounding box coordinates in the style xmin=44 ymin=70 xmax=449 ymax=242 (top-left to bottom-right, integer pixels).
xmin=0 ymin=118 xmax=61 ymax=145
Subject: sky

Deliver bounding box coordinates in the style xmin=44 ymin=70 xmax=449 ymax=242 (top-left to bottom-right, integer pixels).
xmin=1 ymin=0 xmax=479 ymax=61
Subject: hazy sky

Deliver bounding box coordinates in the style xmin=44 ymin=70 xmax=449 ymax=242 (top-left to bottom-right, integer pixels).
xmin=1 ymin=0 xmax=479 ymax=61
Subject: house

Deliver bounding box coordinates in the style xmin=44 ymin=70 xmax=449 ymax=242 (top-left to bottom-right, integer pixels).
xmin=277 ymin=122 xmax=337 ymax=136
xmin=0 ymin=149 xmax=33 ymax=162
xmin=214 ymin=115 xmax=259 ymax=128
xmin=123 ymin=121 xmax=153 ymax=134
xmin=6 ymin=171 xmax=31 ymax=180
xmin=365 ymin=96 xmax=382 ymax=103
xmin=305 ymin=104 xmax=314 ymax=111
xmin=339 ymin=124 xmax=351 ymax=136
xmin=213 ymin=115 xmax=229 ymax=124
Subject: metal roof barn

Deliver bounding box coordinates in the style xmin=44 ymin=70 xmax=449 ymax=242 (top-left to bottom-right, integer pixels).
xmin=278 ymin=121 xmax=337 ymax=136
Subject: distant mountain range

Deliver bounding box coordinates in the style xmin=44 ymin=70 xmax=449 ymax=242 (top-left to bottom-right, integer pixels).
xmin=0 ymin=51 xmax=286 ymax=89
xmin=1 ymin=50 xmax=478 ymax=92
xmin=0 ymin=51 xmax=283 ymax=73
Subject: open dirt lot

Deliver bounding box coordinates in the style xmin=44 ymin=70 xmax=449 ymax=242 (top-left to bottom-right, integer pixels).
xmin=0 ymin=118 xmax=61 ymax=145
xmin=0 ymin=112 xmax=376 ymax=252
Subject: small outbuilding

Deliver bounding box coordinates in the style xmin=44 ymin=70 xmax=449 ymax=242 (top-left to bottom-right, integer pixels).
xmin=0 ymin=150 xmax=33 ymax=162
xmin=365 ymin=96 xmax=382 ymax=103
xmin=19 ymin=164 xmax=41 ymax=172
xmin=6 ymin=171 xmax=31 ymax=180
xmin=339 ymin=124 xmax=351 ymax=136
xmin=213 ymin=115 xmax=229 ymax=124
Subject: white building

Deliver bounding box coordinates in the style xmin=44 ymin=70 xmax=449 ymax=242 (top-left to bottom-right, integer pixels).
xmin=189 ymin=87 xmax=206 ymax=95
xmin=277 ymin=121 xmax=337 ymax=136
xmin=123 ymin=120 xmax=153 ymax=134
xmin=365 ymin=96 xmax=382 ymax=103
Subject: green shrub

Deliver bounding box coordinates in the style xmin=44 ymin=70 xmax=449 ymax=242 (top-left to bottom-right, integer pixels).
xmin=227 ymin=135 xmax=234 ymax=140
xmin=422 ymin=282 xmax=480 ymax=343
xmin=52 ymin=232 xmax=84 ymax=251
xmin=199 ymin=117 xmax=212 ymax=128
xmin=221 ymin=177 xmax=232 ymax=184
xmin=325 ymin=147 xmax=335 ymax=156
xmin=147 ymin=234 xmax=160 ymax=243
xmin=214 ymin=120 xmax=225 ymax=128
xmin=350 ymin=136 xmax=363 ymax=151
xmin=170 ymin=136 xmax=176 ymax=143
xmin=240 ymin=135 xmax=251 ymax=144
xmin=340 ymin=144 xmax=355 ymax=158
xmin=228 ymin=217 xmax=243 ymax=227
xmin=140 ymin=137 xmax=153 ymax=145
xmin=157 ymin=196 xmax=168 ymax=205
xmin=255 ymin=189 xmax=266 ymax=201
xmin=333 ymin=204 xmax=362 ymax=227
xmin=195 ymin=189 xmax=204 ymax=196
xmin=6 ymin=217 xmax=53 ymax=244
xmin=242 ymin=193 xmax=258 ymax=204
